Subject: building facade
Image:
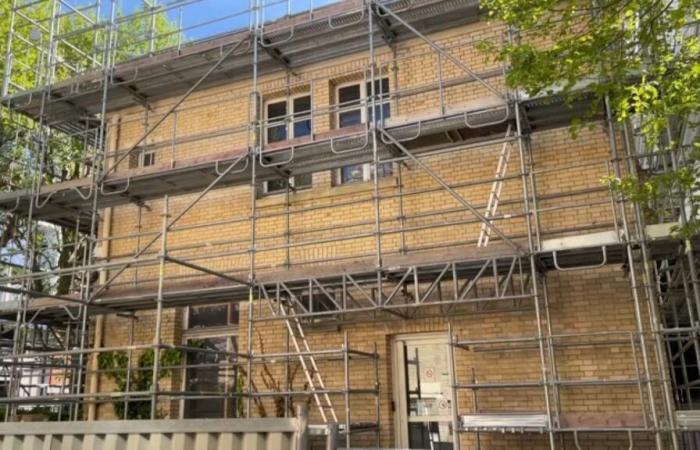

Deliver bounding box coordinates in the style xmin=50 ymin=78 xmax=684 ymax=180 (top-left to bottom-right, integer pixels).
xmin=1 ymin=0 xmax=697 ymax=449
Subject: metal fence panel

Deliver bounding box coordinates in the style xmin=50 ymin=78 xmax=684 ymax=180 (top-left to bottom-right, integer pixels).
xmin=0 ymin=417 xmax=307 ymax=450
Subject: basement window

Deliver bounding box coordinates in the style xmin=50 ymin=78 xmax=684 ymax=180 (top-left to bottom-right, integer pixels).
xmin=265 ymin=94 xmax=312 ymax=144
xmin=263 ymin=173 xmax=313 ymax=195
xmin=337 ymin=162 xmax=393 ymax=184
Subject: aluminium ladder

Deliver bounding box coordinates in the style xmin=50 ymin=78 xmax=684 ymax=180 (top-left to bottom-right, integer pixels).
xmin=276 ymin=300 xmax=339 ymax=424
xmin=478 ymin=125 xmax=513 ymax=247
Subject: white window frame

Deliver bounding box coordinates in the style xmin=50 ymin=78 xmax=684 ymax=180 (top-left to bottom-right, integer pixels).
xmin=263 ymin=92 xmax=312 ymax=145
xmin=140 ymin=149 xmax=156 ymax=167
xmin=335 ymin=77 xmax=390 ymax=129
xmin=336 ymin=164 xmax=372 ymax=184
xmin=335 ymin=80 xmax=367 ymax=128
xmin=262 ymin=173 xmax=313 ymax=196
xmin=335 ymin=162 xmax=394 ymax=185
xmin=335 ymin=78 xmax=391 ymax=185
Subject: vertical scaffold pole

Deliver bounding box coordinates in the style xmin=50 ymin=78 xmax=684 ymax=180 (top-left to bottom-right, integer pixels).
xmin=367 ymin=0 xmax=384 ymax=309
xmin=515 ymin=103 xmax=555 ymax=449
xmin=150 ymin=195 xmax=169 ymax=419
xmin=73 ymin=0 xmax=118 ymax=421
xmin=246 ymin=0 xmax=261 ymax=418
xmin=605 ymin=96 xmax=668 ymax=450
xmin=2 ymin=0 xmax=18 ymax=97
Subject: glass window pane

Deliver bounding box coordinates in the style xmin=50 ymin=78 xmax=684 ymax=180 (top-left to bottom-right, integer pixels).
xmin=142 ymin=151 xmax=155 ymax=167
xmin=382 ymin=102 xmax=391 ymax=120
xmin=292 ymin=96 xmax=311 ymax=138
xmin=189 ymin=304 xmax=229 ymax=328
xmin=293 ymin=96 xmax=311 ymax=113
xmin=338 ymin=84 xmax=362 ymax=128
xmin=265 ymin=178 xmax=289 ymax=194
xmin=339 ymin=110 xmax=362 ymax=128
xmin=267 ymin=101 xmax=286 ymax=118
xmin=267 ymin=100 xmax=287 ymax=143
xmin=340 ymin=164 xmax=364 ymax=184
xmin=229 ymin=305 xmax=239 ymax=327
xmin=368 ymin=103 xmax=391 ymax=124
xmin=267 ymin=125 xmax=287 ymax=143
xmin=373 ymin=162 xmax=393 ymax=179
xmin=293 ymin=120 xmax=311 ymax=138
xmin=184 ymin=337 xmax=237 ymax=418
xmin=338 ymin=84 xmax=360 ymax=103
xmin=294 ymin=173 xmax=312 ymax=189
xmin=366 ymin=78 xmax=390 ymax=98
xmin=380 ymin=78 xmax=390 ymax=96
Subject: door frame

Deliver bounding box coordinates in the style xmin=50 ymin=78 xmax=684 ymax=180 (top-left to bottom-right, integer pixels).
xmin=392 ymin=332 xmax=451 ymax=448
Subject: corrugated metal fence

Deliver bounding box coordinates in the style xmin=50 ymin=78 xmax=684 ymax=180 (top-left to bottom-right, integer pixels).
xmin=0 ymin=407 xmax=323 ymax=450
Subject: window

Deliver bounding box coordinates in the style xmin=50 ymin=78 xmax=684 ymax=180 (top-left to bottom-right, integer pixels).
xmin=263 ymin=173 xmax=313 ymax=195
xmin=336 ymin=78 xmax=390 ymax=129
xmin=141 ymin=149 xmax=155 ymax=167
xmin=336 ymin=78 xmax=392 ymax=184
xmin=265 ymin=94 xmax=311 ymax=144
xmin=338 ymin=84 xmax=362 ymax=128
xmin=183 ymin=303 xmax=239 ymax=418
xmin=184 ymin=335 xmax=238 ymax=419
xmin=337 ymin=162 xmax=393 ymax=184
xmin=188 ymin=303 xmax=239 ymax=329
xmin=128 ymin=149 xmax=155 ymax=169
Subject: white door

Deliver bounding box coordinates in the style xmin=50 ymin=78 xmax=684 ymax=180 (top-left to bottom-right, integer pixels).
xmin=393 ymin=334 xmax=454 ymax=449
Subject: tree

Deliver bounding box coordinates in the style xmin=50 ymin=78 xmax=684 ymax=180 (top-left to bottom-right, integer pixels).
xmin=482 ymin=0 xmax=700 ymax=235
xmin=1 ymin=2 xmax=178 ymax=296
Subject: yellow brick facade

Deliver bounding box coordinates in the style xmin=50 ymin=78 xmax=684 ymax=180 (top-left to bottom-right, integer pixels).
xmin=89 ymin=17 xmax=665 ymax=450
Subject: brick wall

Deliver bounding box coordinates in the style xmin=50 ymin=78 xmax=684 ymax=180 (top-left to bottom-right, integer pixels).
xmin=239 ymin=265 xmax=660 ymax=449
xmin=101 ymin=122 xmax=614 ymax=293
xmin=86 ymin=16 xmax=666 ymax=450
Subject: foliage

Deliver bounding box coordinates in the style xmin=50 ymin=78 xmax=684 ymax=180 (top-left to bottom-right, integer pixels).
xmin=0 ymin=405 xmax=70 ymax=422
xmin=0 ymin=2 xmax=178 ymax=294
xmin=482 ymin=0 xmax=700 ymax=236
xmin=97 ymin=348 xmax=182 ymax=419
xmin=253 ymin=332 xmax=311 ymax=418
xmin=602 ymin=160 xmax=698 ymax=232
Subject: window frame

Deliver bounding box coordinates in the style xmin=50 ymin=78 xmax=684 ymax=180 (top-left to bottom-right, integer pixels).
xmin=263 ymin=92 xmax=312 ymax=145
xmin=262 ymin=173 xmax=313 ymax=196
xmin=334 ymin=77 xmax=392 ymax=185
xmin=334 ymin=77 xmax=390 ymax=130
xmin=336 ymin=81 xmax=364 ymax=129
xmin=140 ymin=149 xmax=156 ymax=168
xmin=181 ymin=303 xmax=240 ymax=419
xmin=335 ymin=162 xmax=393 ymax=185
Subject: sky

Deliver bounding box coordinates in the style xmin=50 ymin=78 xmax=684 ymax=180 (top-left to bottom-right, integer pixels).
xmin=113 ymin=0 xmax=344 ymax=41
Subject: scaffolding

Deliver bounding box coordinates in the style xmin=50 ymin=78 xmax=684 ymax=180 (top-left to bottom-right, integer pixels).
xmin=0 ymin=0 xmax=698 ymax=448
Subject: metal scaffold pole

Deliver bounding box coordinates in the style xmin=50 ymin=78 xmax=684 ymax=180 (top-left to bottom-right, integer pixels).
xmin=514 ymin=102 xmax=556 ymax=449
xmin=72 ymin=0 xmax=118 ymax=420
xmin=0 ymin=2 xmax=692 ymax=445
xmin=605 ymin=96 xmax=671 ymax=450
xmin=5 ymin=0 xmax=61 ymax=420
xmin=246 ymin=0 xmax=261 ymax=419
xmin=150 ymin=195 xmax=169 ymax=419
